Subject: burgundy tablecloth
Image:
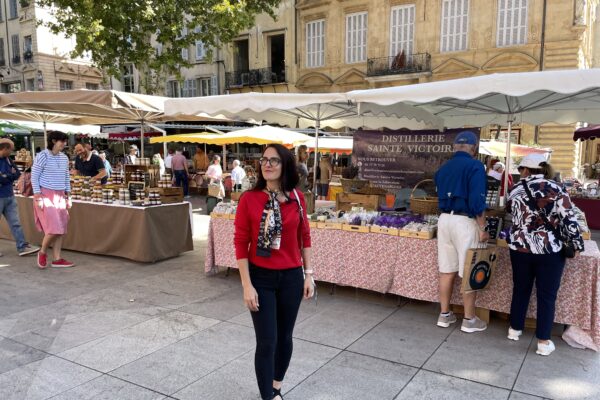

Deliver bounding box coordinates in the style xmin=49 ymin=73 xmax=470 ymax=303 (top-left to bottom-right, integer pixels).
xmin=205 ymin=217 xmax=600 ymax=348
xmin=573 ymin=198 xmax=600 ymax=229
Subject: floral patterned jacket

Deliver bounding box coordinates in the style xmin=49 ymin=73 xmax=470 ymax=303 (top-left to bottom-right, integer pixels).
xmin=507 ymin=174 xmax=584 ymax=254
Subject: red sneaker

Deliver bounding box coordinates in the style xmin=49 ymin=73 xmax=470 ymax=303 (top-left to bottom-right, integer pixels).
xmin=51 ymin=259 xmax=75 ymax=268
xmin=37 ymin=252 xmax=47 ymax=269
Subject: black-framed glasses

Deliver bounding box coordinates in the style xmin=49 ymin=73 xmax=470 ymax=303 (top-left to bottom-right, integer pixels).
xmin=259 ymin=157 xmax=281 ymax=167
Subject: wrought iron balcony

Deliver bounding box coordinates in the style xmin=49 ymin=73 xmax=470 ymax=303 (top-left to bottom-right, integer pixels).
xmin=23 ymin=51 xmax=33 ymax=63
xmin=225 ymin=67 xmax=287 ymax=89
xmin=12 ymin=56 xmax=20 ymax=65
xmin=367 ymin=52 xmax=431 ymax=77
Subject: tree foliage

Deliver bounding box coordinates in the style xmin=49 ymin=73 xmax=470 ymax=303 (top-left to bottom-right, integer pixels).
xmin=36 ymin=0 xmax=282 ymax=93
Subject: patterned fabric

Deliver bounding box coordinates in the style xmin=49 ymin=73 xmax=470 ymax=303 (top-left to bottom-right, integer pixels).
xmin=205 ymin=217 xmax=600 ymax=349
xmin=256 ymin=191 xmax=282 ymax=257
xmin=507 ymin=174 xmax=584 ymax=254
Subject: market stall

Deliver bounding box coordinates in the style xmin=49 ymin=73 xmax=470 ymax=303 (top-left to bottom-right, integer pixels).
xmin=205 ymin=215 xmax=600 ymax=348
xmin=0 ymin=196 xmax=192 ymax=263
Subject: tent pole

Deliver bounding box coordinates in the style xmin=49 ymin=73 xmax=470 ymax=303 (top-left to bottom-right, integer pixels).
xmin=501 ymin=118 xmax=513 ymax=207
xmin=43 ymin=119 xmax=47 ymax=148
xmin=140 ymin=120 xmax=145 ymax=158
xmin=223 ymin=144 xmax=227 ymax=172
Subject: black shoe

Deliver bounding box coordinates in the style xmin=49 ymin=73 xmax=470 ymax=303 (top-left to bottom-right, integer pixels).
xmin=272 ymin=388 xmax=283 ymax=399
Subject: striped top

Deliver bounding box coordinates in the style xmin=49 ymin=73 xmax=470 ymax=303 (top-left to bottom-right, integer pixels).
xmin=31 ymin=150 xmax=71 ymax=194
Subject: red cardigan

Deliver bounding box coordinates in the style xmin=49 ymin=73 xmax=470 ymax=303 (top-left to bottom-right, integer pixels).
xmin=234 ymin=189 xmax=311 ymax=269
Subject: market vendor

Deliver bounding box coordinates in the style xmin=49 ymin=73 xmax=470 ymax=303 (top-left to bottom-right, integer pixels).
xmin=434 ymin=130 xmax=489 ymax=334
xmin=73 ymin=143 xmax=107 ymax=185
xmin=193 ymin=147 xmax=209 ymax=171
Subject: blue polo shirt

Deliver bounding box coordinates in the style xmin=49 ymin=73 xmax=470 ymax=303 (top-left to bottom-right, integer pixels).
xmin=434 ymin=151 xmax=487 ymax=217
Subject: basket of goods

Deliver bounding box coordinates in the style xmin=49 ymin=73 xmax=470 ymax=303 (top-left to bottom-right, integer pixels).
xmin=409 ymin=179 xmax=439 ymax=215
xmin=355 ymin=184 xmax=387 ymax=196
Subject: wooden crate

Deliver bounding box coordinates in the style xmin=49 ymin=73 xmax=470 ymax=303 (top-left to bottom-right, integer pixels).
xmin=158 ymin=187 xmax=183 ymax=204
xmin=230 ymin=192 xmax=243 ymax=202
xmin=210 ymin=212 xmax=230 ymax=219
xmin=228 ymin=214 xmax=237 ymax=220
xmin=399 ymin=229 xmax=436 ymax=240
xmin=336 ymin=193 xmax=384 ymax=212
xmin=496 ymin=239 xmax=509 ymax=248
xmin=308 ymin=221 xmax=318 ymax=228
xmin=316 ymin=222 xmax=343 ymax=230
xmin=370 ymin=226 xmax=400 ymax=236
xmin=496 ymin=311 xmax=536 ymax=329
xmin=342 ymin=224 xmax=370 ymax=233
xmin=582 ymin=231 xmax=591 ymax=240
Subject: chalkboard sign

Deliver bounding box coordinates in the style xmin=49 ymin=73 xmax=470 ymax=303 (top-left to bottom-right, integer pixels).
xmin=128 ymin=181 xmax=145 ymax=200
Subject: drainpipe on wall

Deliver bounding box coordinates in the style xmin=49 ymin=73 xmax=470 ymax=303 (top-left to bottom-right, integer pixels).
xmin=539 ymin=0 xmax=547 ymax=71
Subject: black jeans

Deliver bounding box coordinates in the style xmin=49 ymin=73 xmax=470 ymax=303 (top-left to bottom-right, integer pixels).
xmin=509 ymin=250 xmax=566 ymax=340
xmin=249 ymin=264 xmax=304 ymax=400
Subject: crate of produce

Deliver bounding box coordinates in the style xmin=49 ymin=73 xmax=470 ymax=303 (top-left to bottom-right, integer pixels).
xmin=210 ymin=212 xmax=230 ymax=219
xmin=370 ymin=226 xmax=400 ymax=236
xmin=342 ymin=224 xmax=370 ymax=233
xmin=316 ymin=221 xmax=343 ymax=230
xmin=400 ymin=228 xmax=436 ymax=240
xmin=336 ymin=193 xmax=384 ymax=212
xmin=582 ymin=230 xmax=591 ymax=240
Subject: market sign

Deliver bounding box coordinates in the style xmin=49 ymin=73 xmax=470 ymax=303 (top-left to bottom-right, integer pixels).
xmin=353 ymin=128 xmax=481 ymax=192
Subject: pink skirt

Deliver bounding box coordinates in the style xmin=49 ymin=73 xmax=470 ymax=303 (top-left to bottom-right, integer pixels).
xmin=33 ymin=188 xmax=70 ymax=235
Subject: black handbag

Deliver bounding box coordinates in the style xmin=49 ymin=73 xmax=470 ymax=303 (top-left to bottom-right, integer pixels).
xmin=521 ymin=181 xmax=576 ymax=258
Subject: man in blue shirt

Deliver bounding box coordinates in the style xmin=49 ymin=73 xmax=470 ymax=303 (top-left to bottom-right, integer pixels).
xmin=0 ymin=139 xmax=39 ymax=257
xmin=434 ymin=131 xmax=489 ymax=333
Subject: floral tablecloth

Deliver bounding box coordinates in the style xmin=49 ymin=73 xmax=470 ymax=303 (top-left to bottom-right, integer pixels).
xmin=205 ymin=217 xmax=600 ymax=348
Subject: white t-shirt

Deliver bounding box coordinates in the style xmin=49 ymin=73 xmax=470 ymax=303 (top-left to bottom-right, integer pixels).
xmin=206 ymin=164 xmax=223 ymax=182
xmin=165 ymin=154 xmax=173 ymax=169
xmin=231 ymin=166 xmax=246 ymax=184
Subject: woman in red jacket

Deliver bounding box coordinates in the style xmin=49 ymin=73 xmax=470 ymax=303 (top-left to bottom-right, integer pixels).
xmin=234 ymin=143 xmax=314 ymax=400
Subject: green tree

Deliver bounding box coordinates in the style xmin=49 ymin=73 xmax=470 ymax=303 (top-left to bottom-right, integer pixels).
xmin=37 ymin=0 xmax=282 ymax=93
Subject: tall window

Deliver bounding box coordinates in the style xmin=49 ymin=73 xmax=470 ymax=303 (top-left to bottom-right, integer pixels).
xmin=195 ymin=27 xmax=206 ymax=61
xmin=0 ymin=39 xmax=5 ymax=67
xmin=59 ymin=80 xmax=73 ymax=91
xmin=23 ymin=35 xmax=32 ymax=62
xmin=9 ymin=0 xmax=17 ymax=19
xmin=497 ymin=0 xmax=528 ymax=47
xmin=306 ymin=19 xmax=325 ymax=68
xmin=11 ymin=34 xmax=19 ymax=63
xmin=345 ymin=12 xmax=367 ymax=63
xmin=122 ymin=64 xmax=134 ymax=93
xmin=390 ymin=5 xmax=415 ymax=57
xmin=181 ymin=27 xmax=189 ymax=61
xmin=181 ymin=79 xmax=197 ymax=97
xmin=167 ymin=80 xmax=180 ymax=97
xmin=440 ymin=0 xmax=469 ymax=52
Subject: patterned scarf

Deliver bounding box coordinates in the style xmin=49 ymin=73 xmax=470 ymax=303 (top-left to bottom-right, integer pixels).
xmin=256 ymin=191 xmax=282 ymax=257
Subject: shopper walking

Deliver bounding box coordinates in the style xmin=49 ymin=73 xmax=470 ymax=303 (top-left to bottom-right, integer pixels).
xmin=318 ymin=153 xmax=333 ymax=200
xmin=206 ymin=155 xmax=224 ymax=199
xmin=231 ymin=159 xmax=246 ymax=191
xmin=506 ymin=153 xmax=584 ymax=356
xmin=164 ymin=149 xmax=174 ymax=175
xmin=434 ymin=131 xmax=489 ymax=333
xmin=171 ymin=149 xmax=190 ymax=198
xmin=31 ymin=131 xmax=74 ymax=269
xmin=0 ymin=139 xmax=39 ymax=257
xmin=234 ymin=144 xmax=314 ymax=400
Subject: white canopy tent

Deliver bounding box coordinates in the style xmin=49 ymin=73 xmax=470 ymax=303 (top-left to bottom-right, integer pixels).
xmin=165 ymin=91 xmax=442 ymax=194
xmin=348 ymin=69 xmax=600 ymax=200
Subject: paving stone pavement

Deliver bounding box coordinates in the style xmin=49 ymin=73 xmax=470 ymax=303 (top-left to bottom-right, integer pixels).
xmin=0 ymin=197 xmax=598 ymax=399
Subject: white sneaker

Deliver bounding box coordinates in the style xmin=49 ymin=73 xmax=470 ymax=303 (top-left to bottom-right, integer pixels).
xmin=437 ymin=312 xmax=457 ymax=328
xmin=536 ymin=340 xmax=555 ymax=356
xmin=508 ymin=327 xmax=523 ymax=341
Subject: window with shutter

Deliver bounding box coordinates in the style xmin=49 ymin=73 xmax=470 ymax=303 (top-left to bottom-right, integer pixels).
xmin=11 ymin=34 xmax=19 ymax=64
xmin=390 ymin=5 xmax=415 ymax=58
xmin=0 ymin=39 xmax=5 ymax=66
xmin=440 ymin=0 xmax=469 ymax=52
xmin=195 ymin=27 xmax=206 ymax=61
xmin=306 ymin=19 xmax=325 ymax=68
xmin=497 ymin=0 xmax=528 ymax=47
xmin=211 ymin=75 xmax=218 ymax=95
xmin=346 ymin=12 xmax=367 ymax=64
xmin=181 ymin=27 xmax=189 ymax=61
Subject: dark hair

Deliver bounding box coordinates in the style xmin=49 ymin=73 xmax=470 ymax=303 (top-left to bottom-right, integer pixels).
xmin=0 ymin=141 xmax=12 ymax=150
xmin=528 ymin=162 xmax=555 ymax=181
xmin=254 ymin=144 xmax=299 ymax=192
xmin=46 ymin=131 xmax=68 ymax=150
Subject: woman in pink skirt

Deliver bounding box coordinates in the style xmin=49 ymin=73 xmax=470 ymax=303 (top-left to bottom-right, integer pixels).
xmin=31 ymin=131 xmax=73 ymax=269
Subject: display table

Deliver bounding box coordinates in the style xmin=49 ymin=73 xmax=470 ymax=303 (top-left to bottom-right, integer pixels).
xmin=0 ymin=196 xmax=193 ymax=263
xmin=572 ymin=198 xmax=600 ymax=229
xmin=206 ymin=217 xmax=600 ymax=348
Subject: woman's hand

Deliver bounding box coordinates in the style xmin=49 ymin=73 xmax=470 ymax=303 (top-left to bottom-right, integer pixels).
xmin=243 ymin=285 xmax=259 ymax=312
xmin=303 ymin=275 xmax=315 ymax=299
xmin=34 ymin=194 xmax=43 ymax=209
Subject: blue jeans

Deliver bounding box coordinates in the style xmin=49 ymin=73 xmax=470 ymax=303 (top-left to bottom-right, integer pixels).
xmin=174 ymin=170 xmax=189 ymax=196
xmin=0 ymin=196 xmax=27 ymax=251
xmin=509 ymin=250 xmax=565 ymax=340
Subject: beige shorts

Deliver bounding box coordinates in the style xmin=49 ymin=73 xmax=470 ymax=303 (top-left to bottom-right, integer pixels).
xmin=437 ymin=213 xmax=479 ymax=277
